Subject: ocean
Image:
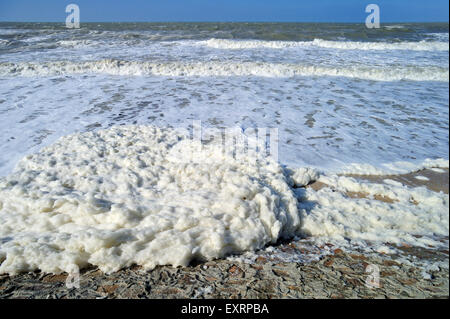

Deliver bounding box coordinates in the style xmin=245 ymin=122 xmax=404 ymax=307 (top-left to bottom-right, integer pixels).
xmin=0 ymin=22 xmax=448 ymax=274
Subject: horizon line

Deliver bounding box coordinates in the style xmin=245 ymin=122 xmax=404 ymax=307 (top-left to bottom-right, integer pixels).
xmin=0 ymin=20 xmax=449 ymax=24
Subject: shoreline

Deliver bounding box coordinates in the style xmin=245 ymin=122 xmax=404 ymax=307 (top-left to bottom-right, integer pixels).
xmin=0 ymin=168 xmax=448 ymax=299
xmin=307 ymin=168 xmax=449 ymax=203
xmin=0 ymin=239 xmax=447 ymax=299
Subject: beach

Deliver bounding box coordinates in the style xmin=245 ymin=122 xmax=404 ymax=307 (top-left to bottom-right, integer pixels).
xmin=0 ymin=242 xmax=448 ymax=299
xmin=0 ymin=169 xmax=448 ymax=299
xmin=0 ymin=22 xmax=448 ymax=298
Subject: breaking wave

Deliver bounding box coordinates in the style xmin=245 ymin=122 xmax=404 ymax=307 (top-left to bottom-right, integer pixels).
xmin=199 ymin=38 xmax=449 ymax=51
xmin=1 ymin=59 xmax=448 ymax=82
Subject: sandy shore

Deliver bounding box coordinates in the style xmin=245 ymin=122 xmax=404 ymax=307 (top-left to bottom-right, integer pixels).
xmin=308 ymin=168 xmax=449 ymax=202
xmin=0 ymin=240 xmax=447 ymax=299
xmin=0 ymin=168 xmax=448 ymax=299
xmin=346 ymin=168 xmax=449 ymax=194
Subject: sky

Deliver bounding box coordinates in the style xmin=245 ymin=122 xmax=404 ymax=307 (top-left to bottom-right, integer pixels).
xmin=0 ymin=0 xmax=448 ymax=22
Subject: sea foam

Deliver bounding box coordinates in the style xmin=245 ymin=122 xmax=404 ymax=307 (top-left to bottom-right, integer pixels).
xmin=0 ymin=125 xmax=301 ymax=274
xmin=0 ymin=126 xmax=448 ymax=274
xmin=199 ymin=38 xmax=450 ymax=51
xmin=1 ymin=60 xmax=448 ymax=82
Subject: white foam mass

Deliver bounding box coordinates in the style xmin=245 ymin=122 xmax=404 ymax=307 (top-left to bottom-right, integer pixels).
xmin=0 ymin=126 xmax=300 ymax=274
xmin=0 ymin=126 xmax=448 ymax=275
xmin=285 ymin=167 xmax=320 ymax=187
xmin=298 ymin=174 xmax=449 ymax=248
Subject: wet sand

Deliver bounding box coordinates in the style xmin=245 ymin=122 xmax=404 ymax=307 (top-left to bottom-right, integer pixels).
xmin=346 ymin=168 xmax=449 ymax=194
xmin=0 ymin=168 xmax=448 ymax=299
xmin=0 ymin=240 xmax=447 ymax=299
xmin=308 ymin=168 xmax=449 ymax=204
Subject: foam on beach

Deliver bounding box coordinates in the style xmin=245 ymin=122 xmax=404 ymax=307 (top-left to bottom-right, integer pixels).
xmin=0 ymin=126 xmax=448 ymax=274
xmin=0 ymin=126 xmax=302 ymax=274
xmin=302 ymin=174 xmax=449 ymax=247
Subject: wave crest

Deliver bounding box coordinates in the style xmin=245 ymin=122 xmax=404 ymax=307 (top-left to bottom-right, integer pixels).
xmin=1 ymin=60 xmax=448 ymax=82
xmin=199 ymin=38 xmax=449 ymax=51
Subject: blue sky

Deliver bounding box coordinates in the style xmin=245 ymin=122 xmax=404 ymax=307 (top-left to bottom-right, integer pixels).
xmin=0 ymin=0 xmax=448 ymax=22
